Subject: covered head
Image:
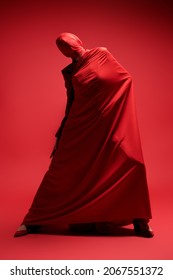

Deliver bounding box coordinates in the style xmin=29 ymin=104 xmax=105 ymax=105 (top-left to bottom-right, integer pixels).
xmin=56 ymin=32 xmax=85 ymax=60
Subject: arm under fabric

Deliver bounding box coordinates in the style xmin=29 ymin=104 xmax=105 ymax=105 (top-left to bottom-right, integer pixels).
xmin=49 ymin=64 xmax=75 ymax=158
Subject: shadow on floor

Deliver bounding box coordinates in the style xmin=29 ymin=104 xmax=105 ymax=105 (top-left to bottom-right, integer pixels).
xmin=29 ymin=223 xmax=136 ymax=237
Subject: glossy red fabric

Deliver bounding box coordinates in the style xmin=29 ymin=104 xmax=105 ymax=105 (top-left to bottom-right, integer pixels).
xmin=23 ymin=47 xmax=152 ymax=227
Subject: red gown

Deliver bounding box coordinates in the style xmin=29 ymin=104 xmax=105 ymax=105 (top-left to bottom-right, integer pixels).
xmin=23 ymin=47 xmax=152 ymax=227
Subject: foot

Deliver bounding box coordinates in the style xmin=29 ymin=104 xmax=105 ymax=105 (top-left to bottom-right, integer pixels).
xmin=14 ymin=224 xmax=28 ymax=238
xmin=133 ymin=219 xmax=154 ymax=238
xmin=14 ymin=224 xmax=41 ymax=237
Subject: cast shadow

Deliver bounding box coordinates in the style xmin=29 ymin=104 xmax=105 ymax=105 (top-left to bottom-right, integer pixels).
xmin=34 ymin=223 xmax=136 ymax=238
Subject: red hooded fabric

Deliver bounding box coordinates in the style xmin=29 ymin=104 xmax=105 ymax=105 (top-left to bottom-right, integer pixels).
xmin=56 ymin=32 xmax=85 ymax=60
xmin=22 ymin=34 xmax=152 ymax=227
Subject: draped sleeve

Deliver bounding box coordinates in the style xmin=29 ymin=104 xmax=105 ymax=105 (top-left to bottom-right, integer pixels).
xmin=55 ymin=64 xmax=74 ymax=139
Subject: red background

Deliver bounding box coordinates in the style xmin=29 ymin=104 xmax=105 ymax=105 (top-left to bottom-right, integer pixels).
xmin=0 ymin=0 xmax=173 ymax=259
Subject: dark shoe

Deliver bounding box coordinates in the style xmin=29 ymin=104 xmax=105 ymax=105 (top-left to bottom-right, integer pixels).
xmin=133 ymin=219 xmax=154 ymax=238
xmin=14 ymin=225 xmax=40 ymax=238
xmin=14 ymin=225 xmax=28 ymax=238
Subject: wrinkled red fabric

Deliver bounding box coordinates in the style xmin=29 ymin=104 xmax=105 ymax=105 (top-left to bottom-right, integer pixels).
xmin=56 ymin=32 xmax=85 ymax=60
xmin=23 ymin=46 xmax=152 ymax=227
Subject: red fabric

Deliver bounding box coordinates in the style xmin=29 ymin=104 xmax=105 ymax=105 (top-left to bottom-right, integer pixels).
xmin=23 ymin=46 xmax=152 ymax=227
xmin=56 ymin=32 xmax=85 ymax=60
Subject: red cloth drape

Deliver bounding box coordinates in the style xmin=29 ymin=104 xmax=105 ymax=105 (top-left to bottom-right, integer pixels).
xmin=23 ymin=47 xmax=152 ymax=226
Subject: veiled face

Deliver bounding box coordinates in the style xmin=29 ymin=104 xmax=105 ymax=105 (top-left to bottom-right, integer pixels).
xmin=57 ymin=41 xmax=74 ymax=58
xmin=56 ymin=32 xmax=85 ymax=59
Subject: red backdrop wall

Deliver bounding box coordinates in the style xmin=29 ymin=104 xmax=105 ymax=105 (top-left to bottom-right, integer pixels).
xmin=0 ymin=0 xmax=173 ymax=254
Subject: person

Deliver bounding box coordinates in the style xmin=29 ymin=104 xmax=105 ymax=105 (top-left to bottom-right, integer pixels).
xmin=14 ymin=32 xmax=153 ymax=238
